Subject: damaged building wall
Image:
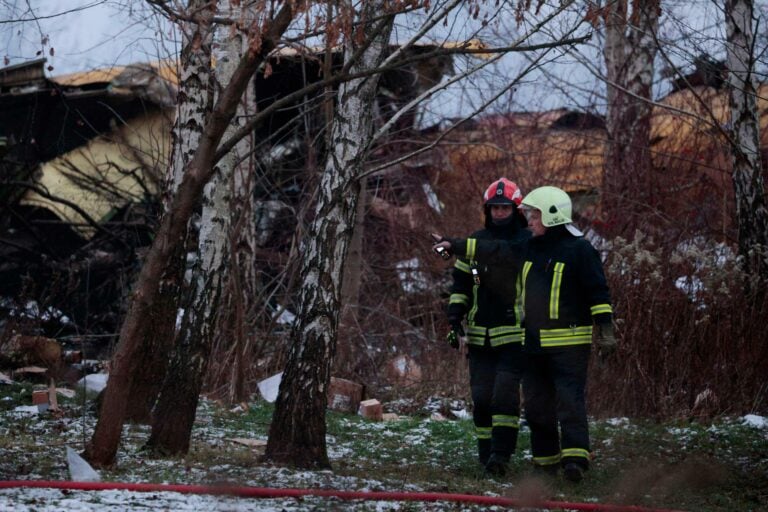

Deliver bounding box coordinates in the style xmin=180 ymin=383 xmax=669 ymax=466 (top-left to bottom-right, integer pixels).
xmin=0 ymin=48 xmax=461 ymax=392
xmin=425 ymin=83 xmax=768 ymax=240
xmin=21 ymin=111 xmax=172 ymax=237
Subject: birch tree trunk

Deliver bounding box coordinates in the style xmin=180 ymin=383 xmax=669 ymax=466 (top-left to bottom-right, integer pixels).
xmin=124 ymin=0 xmax=214 ymax=425
xmin=264 ymin=0 xmax=394 ymax=468
xmin=146 ymin=0 xmax=262 ymax=453
xmin=725 ymin=0 xmax=768 ymax=283
xmin=84 ymin=2 xmax=296 ymax=467
xmin=336 ymin=179 xmax=367 ymax=376
xmin=216 ymin=4 xmax=259 ymax=406
xmin=602 ymin=0 xmax=660 ymax=237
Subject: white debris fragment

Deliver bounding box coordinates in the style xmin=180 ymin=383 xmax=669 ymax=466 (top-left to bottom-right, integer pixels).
xmin=421 ymin=183 xmax=443 ymax=213
xmin=451 ymin=409 xmax=471 ymax=420
xmin=273 ymin=308 xmax=296 ymax=325
xmin=257 ymin=372 xmax=283 ymax=403
xmin=742 ymin=414 xmax=767 ymax=429
xmin=12 ymin=405 xmax=40 ymax=416
xmin=76 ymin=373 xmax=108 ymax=394
xmin=66 ymin=446 xmax=101 ymax=482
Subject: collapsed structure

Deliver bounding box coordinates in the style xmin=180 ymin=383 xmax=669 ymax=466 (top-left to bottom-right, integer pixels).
xmin=1 ymin=51 xmax=767 ymax=387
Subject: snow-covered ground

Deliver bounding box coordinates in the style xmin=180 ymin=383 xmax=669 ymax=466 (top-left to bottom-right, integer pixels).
xmin=1 ymin=389 xmax=766 ymax=511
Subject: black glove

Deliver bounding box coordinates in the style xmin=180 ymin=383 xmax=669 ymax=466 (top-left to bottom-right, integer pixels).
xmin=447 ymin=316 xmax=465 ymax=349
xmin=449 ymin=316 xmax=465 ymax=336
xmin=595 ymin=323 xmax=617 ymax=361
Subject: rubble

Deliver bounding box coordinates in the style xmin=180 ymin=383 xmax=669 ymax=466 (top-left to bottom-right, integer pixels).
xmin=32 ymin=389 xmax=48 ymax=405
xmin=327 ymin=377 xmax=364 ymax=413
xmin=358 ymin=398 xmax=383 ymax=421
xmin=76 ymin=373 xmax=108 ymax=395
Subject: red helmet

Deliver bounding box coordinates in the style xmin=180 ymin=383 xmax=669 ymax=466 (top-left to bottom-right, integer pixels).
xmin=483 ymin=178 xmax=522 ymax=207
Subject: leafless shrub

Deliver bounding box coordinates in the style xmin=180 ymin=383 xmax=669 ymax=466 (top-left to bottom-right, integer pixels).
xmin=590 ymin=232 xmax=768 ymax=418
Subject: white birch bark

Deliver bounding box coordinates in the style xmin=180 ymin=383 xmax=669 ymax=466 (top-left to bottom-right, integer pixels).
xmin=725 ymin=0 xmax=768 ymax=281
xmin=143 ymin=0 xmax=217 ymax=455
xmin=211 ymin=1 xmax=260 ymax=403
xmin=266 ymin=0 xmax=394 ymax=468
xmin=86 ymin=0 xmax=296 ymax=465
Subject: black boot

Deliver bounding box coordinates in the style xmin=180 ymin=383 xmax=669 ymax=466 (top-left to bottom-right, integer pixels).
xmin=485 ymin=452 xmax=510 ymax=477
xmin=563 ymin=462 xmax=584 ymax=483
xmin=478 ymin=438 xmax=491 ymax=467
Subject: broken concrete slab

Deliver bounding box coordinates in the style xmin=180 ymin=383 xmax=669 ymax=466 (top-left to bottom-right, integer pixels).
xmin=66 ymin=446 xmax=100 ymax=482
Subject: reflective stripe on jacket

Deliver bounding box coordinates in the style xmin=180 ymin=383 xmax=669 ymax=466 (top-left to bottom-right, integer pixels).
xmin=451 ymin=226 xmax=612 ymax=351
xmin=447 ymin=225 xmax=530 ymax=347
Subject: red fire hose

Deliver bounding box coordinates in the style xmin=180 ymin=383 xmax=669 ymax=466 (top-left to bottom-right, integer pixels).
xmin=0 ymin=480 xmax=686 ymax=511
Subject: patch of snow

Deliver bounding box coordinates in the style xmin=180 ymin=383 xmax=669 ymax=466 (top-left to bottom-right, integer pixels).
xmin=3 ymin=299 xmax=71 ymax=323
xmin=395 ymin=258 xmax=430 ymax=293
xmin=742 ymin=414 xmax=767 ymax=429
xmin=605 ymin=417 xmax=630 ymax=427
xmin=675 ymin=275 xmax=703 ymax=302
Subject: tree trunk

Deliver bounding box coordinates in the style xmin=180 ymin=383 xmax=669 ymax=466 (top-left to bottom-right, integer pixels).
xmin=601 ymin=0 xmax=660 ymax=237
xmin=725 ymin=0 xmax=768 ymax=283
xmin=142 ymin=0 xmax=215 ymax=452
xmin=148 ymin=0 xmax=268 ymax=453
xmin=123 ymin=284 xmax=177 ymax=423
xmin=264 ymin=0 xmax=394 ymax=469
xmin=83 ymin=2 xmax=296 ymax=467
xmin=216 ymin=4 xmax=259 ymax=405
xmin=336 ymin=178 xmax=367 ymax=377
xmin=124 ymin=0 xmax=214 ymax=426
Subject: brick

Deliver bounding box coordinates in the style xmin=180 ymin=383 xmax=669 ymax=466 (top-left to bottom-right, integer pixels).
xmin=358 ymin=398 xmax=383 ymax=421
xmin=32 ymin=389 xmax=48 ymax=405
xmin=327 ymin=377 xmax=364 ymax=413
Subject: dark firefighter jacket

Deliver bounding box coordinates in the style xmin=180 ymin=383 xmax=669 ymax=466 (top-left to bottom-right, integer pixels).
xmin=448 ymin=222 xmax=531 ymax=347
xmin=449 ymin=225 xmax=612 ymax=352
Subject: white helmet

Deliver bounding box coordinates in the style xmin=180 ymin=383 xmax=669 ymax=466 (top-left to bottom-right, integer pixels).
xmin=521 ymin=186 xmax=582 ymax=236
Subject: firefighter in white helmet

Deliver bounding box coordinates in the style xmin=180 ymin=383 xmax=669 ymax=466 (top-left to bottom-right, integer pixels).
xmin=445 ymin=178 xmax=530 ymax=477
xmin=433 ymin=185 xmax=616 ymax=482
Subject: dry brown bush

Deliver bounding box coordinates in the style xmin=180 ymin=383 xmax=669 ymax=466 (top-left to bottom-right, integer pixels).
xmin=589 ymin=232 xmax=768 ymax=418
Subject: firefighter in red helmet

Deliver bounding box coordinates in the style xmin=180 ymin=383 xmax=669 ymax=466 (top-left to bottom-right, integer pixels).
xmin=435 ymin=186 xmax=616 ymax=483
xmin=446 ymin=178 xmax=530 ymax=476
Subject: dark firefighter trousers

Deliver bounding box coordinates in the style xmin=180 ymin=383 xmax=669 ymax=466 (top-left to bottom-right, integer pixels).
xmin=468 ymin=341 xmax=522 ymax=465
xmin=523 ymin=345 xmax=591 ymax=470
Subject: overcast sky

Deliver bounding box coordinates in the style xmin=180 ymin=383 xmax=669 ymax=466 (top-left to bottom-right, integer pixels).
xmin=2 ymin=1 xmax=176 ymax=74
xmin=2 ymin=1 xmax=760 ymax=120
